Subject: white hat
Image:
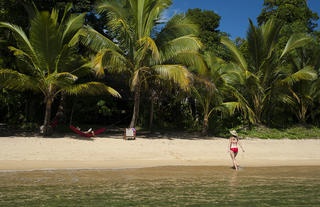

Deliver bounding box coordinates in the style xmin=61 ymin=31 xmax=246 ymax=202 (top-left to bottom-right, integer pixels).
xmin=230 ymin=130 xmax=238 ymax=137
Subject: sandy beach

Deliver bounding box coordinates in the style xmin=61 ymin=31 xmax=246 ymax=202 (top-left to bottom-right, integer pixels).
xmin=0 ymin=135 xmax=319 ymax=171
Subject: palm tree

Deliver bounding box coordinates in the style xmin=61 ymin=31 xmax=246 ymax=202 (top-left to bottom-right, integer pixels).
xmin=0 ymin=4 xmax=120 ymax=135
xmin=221 ymin=19 xmax=316 ymax=125
xmin=281 ymin=42 xmax=319 ymax=123
xmin=192 ymin=52 xmax=254 ymax=134
xmin=80 ymin=0 xmax=203 ymax=128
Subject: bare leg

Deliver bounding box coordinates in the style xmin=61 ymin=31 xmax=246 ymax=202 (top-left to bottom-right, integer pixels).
xmin=230 ymin=151 xmax=239 ymax=170
xmin=234 ymin=151 xmax=239 ymax=168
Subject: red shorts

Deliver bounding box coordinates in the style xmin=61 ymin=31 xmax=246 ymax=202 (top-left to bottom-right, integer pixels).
xmin=230 ymin=148 xmax=238 ymax=153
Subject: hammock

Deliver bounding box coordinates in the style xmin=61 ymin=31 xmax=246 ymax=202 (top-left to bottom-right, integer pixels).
xmin=69 ymin=125 xmax=105 ymax=138
xmin=50 ymin=119 xmax=59 ymax=128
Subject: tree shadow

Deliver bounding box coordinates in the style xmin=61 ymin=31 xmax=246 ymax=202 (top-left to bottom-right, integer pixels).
xmin=0 ymin=125 xmax=228 ymax=141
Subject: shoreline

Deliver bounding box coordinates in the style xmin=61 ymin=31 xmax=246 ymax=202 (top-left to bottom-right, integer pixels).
xmin=1 ymin=161 xmax=319 ymax=172
xmin=0 ymin=136 xmax=319 ymax=171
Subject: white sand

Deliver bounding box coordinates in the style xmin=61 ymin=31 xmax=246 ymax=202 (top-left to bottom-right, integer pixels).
xmin=0 ymin=136 xmax=319 ymax=170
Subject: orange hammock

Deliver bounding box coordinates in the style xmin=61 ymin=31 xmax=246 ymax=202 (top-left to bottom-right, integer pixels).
xmin=69 ymin=125 xmax=105 ymax=138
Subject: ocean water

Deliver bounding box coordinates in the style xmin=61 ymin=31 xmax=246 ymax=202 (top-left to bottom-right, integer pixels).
xmin=0 ymin=166 xmax=319 ymax=207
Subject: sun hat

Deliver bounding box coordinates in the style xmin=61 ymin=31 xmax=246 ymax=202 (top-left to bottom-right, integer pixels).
xmin=230 ymin=130 xmax=238 ymax=137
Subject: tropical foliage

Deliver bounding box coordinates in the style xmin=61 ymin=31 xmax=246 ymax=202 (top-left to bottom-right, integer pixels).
xmin=0 ymin=4 xmax=119 ymax=135
xmin=191 ymin=52 xmax=254 ymax=134
xmin=221 ymin=19 xmax=317 ymax=125
xmin=79 ymin=0 xmax=203 ymax=128
xmin=0 ymin=0 xmax=319 ymax=136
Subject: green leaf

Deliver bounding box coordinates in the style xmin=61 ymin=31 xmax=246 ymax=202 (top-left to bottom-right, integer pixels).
xmin=0 ymin=69 xmax=40 ymax=92
xmin=280 ymin=33 xmax=313 ymax=59
xmin=221 ymin=36 xmax=247 ymax=70
xmin=63 ymin=82 xmax=121 ymax=97
xmin=281 ymin=66 xmax=317 ymax=86
xmin=153 ymin=64 xmax=192 ymax=91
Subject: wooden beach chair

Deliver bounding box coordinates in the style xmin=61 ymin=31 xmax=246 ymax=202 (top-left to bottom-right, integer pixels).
xmin=124 ymin=128 xmax=136 ymax=140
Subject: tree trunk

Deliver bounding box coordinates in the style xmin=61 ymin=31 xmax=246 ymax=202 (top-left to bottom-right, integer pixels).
xmin=253 ymin=94 xmax=262 ymax=125
xmin=129 ymin=83 xmax=141 ymax=128
xmin=149 ymin=91 xmax=156 ymax=131
xmin=201 ymin=114 xmax=209 ymax=135
xmin=69 ymin=101 xmax=75 ymax=126
xmin=43 ymin=97 xmax=53 ymax=136
xmin=54 ymin=92 xmax=66 ymax=124
xmin=298 ymin=101 xmax=307 ymax=125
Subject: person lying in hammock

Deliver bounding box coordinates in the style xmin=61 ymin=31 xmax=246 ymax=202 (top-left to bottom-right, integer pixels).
xmin=76 ymin=127 xmax=95 ymax=136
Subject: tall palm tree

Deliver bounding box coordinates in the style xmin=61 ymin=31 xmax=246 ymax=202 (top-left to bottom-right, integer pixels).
xmin=221 ymin=19 xmax=316 ymax=125
xmin=80 ymin=0 xmax=203 ymax=128
xmin=0 ymin=4 xmax=120 ymax=135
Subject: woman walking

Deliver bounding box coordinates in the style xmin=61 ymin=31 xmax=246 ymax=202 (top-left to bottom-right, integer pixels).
xmin=228 ymin=130 xmax=245 ymax=170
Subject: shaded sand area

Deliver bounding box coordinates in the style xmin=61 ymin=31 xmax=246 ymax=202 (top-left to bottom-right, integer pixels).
xmin=0 ymin=135 xmax=319 ymax=170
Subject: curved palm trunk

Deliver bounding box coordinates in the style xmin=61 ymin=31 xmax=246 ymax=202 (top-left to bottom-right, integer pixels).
xmin=129 ymin=83 xmax=141 ymax=128
xmin=43 ymin=98 xmax=53 ymax=136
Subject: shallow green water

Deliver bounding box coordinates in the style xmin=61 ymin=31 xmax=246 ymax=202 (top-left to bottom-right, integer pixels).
xmin=0 ymin=166 xmax=319 ymax=207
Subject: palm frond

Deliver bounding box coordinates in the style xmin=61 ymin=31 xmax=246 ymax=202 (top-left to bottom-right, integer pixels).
xmin=220 ymin=63 xmax=245 ymax=85
xmin=79 ymin=26 xmax=122 ymax=52
xmin=143 ymin=0 xmax=172 ymax=37
xmin=193 ymin=75 xmax=217 ymax=94
xmin=50 ymin=8 xmax=59 ymax=25
xmin=203 ymin=51 xmax=225 ymax=69
xmin=280 ymin=33 xmax=313 ymax=59
xmin=156 ymin=14 xmax=199 ymax=46
xmin=47 ymin=72 xmax=78 ymax=84
xmin=159 ymin=34 xmax=202 ymax=63
xmin=152 ymin=64 xmax=192 ymax=91
xmin=0 ymin=22 xmax=39 ymax=67
xmin=63 ymin=82 xmax=121 ymax=97
xmin=58 ymin=2 xmax=73 ymax=31
xmin=261 ymin=18 xmax=280 ymax=57
xmin=137 ymin=36 xmax=160 ymax=62
xmin=221 ymin=36 xmax=248 ymax=70
xmin=29 ymin=11 xmax=61 ymax=73
xmin=220 ymin=101 xmax=242 ymax=115
xmin=225 ymin=84 xmax=257 ymax=124
xmin=166 ymin=51 xmax=206 ymax=75
xmin=97 ymin=0 xmax=128 ymax=19
xmin=281 ymin=66 xmax=317 ymax=86
xmin=93 ymin=48 xmax=129 ymax=77
xmin=61 ymin=13 xmax=86 ymax=45
xmin=46 ymin=72 xmax=78 ymax=90
xmin=247 ymin=19 xmax=265 ymax=71
xmin=274 ymin=93 xmax=296 ymax=106
xmin=0 ymin=69 xmax=40 ymax=92
xmin=136 ymin=0 xmax=146 ymax=39
xmin=108 ymin=16 xmax=133 ymax=47
xmin=97 ymin=0 xmax=132 ymax=44
xmin=8 ymin=46 xmax=33 ymax=60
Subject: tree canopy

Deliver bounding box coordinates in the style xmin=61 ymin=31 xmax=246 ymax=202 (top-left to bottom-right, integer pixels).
xmin=185 ymin=8 xmax=231 ymax=60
